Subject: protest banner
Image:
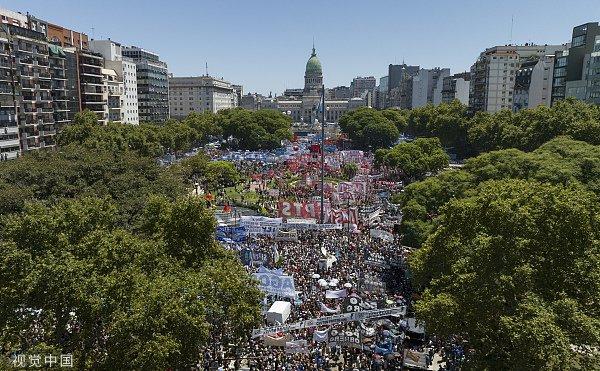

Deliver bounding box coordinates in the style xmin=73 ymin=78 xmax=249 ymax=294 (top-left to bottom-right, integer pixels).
xmin=370 ymin=229 xmax=394 ymax=242
xmin=251 ymin=306 xmax=407 ymax=338
xmin=278 ymin=201 xmax=323 ymax=219
xmin=253 ymin=267 xmax=297 ymax=299
xmin=285 ymin=340 xmax=309 ymax=354
xmin=313 ymin=329 xmax=329 ymax=343
xmin=216 ymin=226 xmax=247 ymax=242
xmin=240 ymin=216 xmax=282 ymax=237
xmin=328 ymin=329 xmax=362 ymax=349
xmin=325 ymin=289 xmax=348 ymax=299
xmin=403 ymin=349 xmax=429 ymax=369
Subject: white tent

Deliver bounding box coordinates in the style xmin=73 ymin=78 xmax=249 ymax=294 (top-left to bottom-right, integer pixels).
xmin=266 ymin=301 xmax=292 ymax=324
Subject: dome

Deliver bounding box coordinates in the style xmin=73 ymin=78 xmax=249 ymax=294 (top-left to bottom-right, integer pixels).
xmin=305 ymin=47 xmax=322 ymax=76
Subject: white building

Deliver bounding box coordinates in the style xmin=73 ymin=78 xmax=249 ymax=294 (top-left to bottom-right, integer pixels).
xmin=470 ymin=44 xmax=567 ymax=113
xmin=271 ymin=46 xmax=368 ymax=124
xmin=411 ymin=68 xmax=450 ymax=108
xmin=101 ymin=68 xmax=124 ymax=122
xmin=168 ymin=75 xmax=237 ymax=117
xmin=439 ymin=72 xmax=471 ymax=105
xmin=89 ymin=39 xmax=139 ymax=125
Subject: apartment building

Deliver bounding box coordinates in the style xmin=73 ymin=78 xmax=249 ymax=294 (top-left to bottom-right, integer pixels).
xmin=350 ymin=76 xmax=376 ymax=98
xmin=77 ymin=49 xmax=107 ymax=124
xmin=90 ymin=39 xmax=138 ymax=124
xmin=169 ymin=75 xmax=237 ymax=118
xmin=440 ymin=72 xmax=471 ymax=105
xmin=122 ymin=46 xmax=169 ymax=122
xmin=550 ymin=23 xmax=600 ymax=105
xmin=469 ymin=44 xmax=566 ymax=113
xmin=387 ymin=63 xmax=420 ymax=109
xmin=513 ymin=54 xmax=555 ymax=111
xmin=412 ymin=67 xmax=450 ymax=108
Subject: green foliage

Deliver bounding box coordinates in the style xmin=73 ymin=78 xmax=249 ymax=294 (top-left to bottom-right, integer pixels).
xmin=396 ymin=137 xmax=600 ymax=248
xmin=339 ymin=107 xmax=400 ymax=150
xmin=406 ymin=100 xmax=470 ymax=156
xmin=409 ymin=180 xmax=600 ymax=369
xmin=217 ymin=108 xmax=292 ymax=150
xmin=0 ymin=145 xmax=186 ymax=227
xmin=341 ymin=162 xmax=359 ymax=180
xmin=0 ymin=196 xmax=262 ymax=369
xmin=467 ymin=98 xmax=600 ymax=154
xmin=376 ymin=137 xmax=449 ymax=181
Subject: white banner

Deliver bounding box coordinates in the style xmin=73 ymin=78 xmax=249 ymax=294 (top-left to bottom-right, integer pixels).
xmin=313 ymin=329 xmax=329 ymax=343
xmin=370 ymin=229 xmax=394 ymax=242
xmin=325 ymin=289 xmax=348 ymax=299
xmin=240 ymin=216 xmax=282 ymax=237
xmin=251 ymin=306 xmax=407 ymax=338
xmin=253 ymin=267 xmax=297 ymax=299
xmin=319 ymin=302 xmax=340 ymax=314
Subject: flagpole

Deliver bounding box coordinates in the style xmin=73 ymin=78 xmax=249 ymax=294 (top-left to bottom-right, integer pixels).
xmin=320 ymin=84 xmax=325 ymax=224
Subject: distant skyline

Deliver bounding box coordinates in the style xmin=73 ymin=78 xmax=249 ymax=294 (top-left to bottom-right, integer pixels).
xmin=2 ymin=0 xmax=599 ymax=95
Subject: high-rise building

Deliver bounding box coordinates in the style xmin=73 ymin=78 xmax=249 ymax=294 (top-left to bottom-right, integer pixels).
xmin=374 ymin=76 xmax=388 ymax=109
xmin=350 ymin=76 xmax=376 ymax=98
xmin=513 ymin=54 xmax=555 ymax=111
xmin=587 ymin=35 xmax=600 ymax=105
xmin=77 ymin=49 xmax=107 ymax=124
xmin=412 ymin=68 xmax=450 ymax=108
xmin=90 ymin=39 xmax=138 ymax=124
xmin=168 ymin=75 xmax=237 ymax=117
xmin=231 ymin=84 xmax=243 ymax=107
xmin=440 ymin=72 xmax=471 ymax=105
xmin=552 ymin=23 xmax=600 ymax=104
xmin=387 ymin=63 xmax=419 ymax=108
xmin=329 ymin=86 xmax=351 ymax=100
xmin=551 ymin=49 xmax=569 ymax=104
xmin=122 ymin=46 xmax=169 ymax=122
xmin=469 ymin=44 xmax=566 ymax=113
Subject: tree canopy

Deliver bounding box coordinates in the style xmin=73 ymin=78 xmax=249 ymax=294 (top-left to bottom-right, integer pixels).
xmin=409 ymin=180 xmax=600 ymax=370
xmin=338 ymin=107 xmax=400 ymax=150
xmin=375 ymin=137 xmax=449 ymax=182
xmin=0 ymin=196 xmax=261 ymax=369
xmin=216 ymin=108 xmax=293 ymax=150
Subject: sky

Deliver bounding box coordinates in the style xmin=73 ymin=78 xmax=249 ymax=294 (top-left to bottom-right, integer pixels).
xmin=2 ymin=0 xmax=599 ymax=95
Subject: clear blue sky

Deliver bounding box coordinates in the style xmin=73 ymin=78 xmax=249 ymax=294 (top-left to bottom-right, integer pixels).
xmin=2 ymin=0 xmax=599 ymax=95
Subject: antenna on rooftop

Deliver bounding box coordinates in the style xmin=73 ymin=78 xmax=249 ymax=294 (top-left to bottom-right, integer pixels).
xmin=510 ymin=15 xmax=514 ymax=44
xmin=205 ymin=61 xmax=208 ymax=77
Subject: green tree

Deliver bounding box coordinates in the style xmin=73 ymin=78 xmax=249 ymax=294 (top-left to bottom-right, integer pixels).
xmin=203 ymin=161 xmax=241 ymax=191
xmin=339 ymin=107 xmax=400 ymax=150
xmin=409 ymin=180 xmax=600 ymax=370
xmin=0 ymin=196 xmax=261 ymax=369
xmin=376 ymin=137 xmax=449 ymax=181
xmin=341 ymin=162 xmax=359 ymax=180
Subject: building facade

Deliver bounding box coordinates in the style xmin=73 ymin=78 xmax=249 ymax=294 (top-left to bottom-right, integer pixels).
xmin=169 ymin=75 xmax=237 ymax=117
xmin=412 ymin=67 xmax=450 ymax=108
xmin=90 ymin=39 xmax=138 ymax=124
xmin=350 ymin=76 xmax=376 ymax=98
xmin=270 ymin=46 xmax=368 ymax=124
xmin=439 ymin=72 xmax=470 ymax=105
xmin=469 ymin=44 xmax=566 ymax=113
xmin=122 ymin=46 xmax=169 ymax=122
xmin=387 ymin=63 xmax=420 ymax=109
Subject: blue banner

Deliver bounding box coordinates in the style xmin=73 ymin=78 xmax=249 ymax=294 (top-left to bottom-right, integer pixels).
xmin=216 ymin=226 xmax=246 ymax=242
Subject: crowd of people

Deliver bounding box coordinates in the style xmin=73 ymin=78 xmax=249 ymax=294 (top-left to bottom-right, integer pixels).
xmin=200 ymin=140 xmax=464 ymax=370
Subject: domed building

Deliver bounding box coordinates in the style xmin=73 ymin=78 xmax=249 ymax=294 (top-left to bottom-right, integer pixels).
xmin=265 ymin=46 xmax=369 ymax=125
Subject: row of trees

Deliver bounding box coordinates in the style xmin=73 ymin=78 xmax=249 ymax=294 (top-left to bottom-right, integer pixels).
xmin=374 ymin=138 xmax=449 ymax=182
xmin=59 ymin=108 xmax=293 ymax=155
xmin=339 ymin=99 xmax=600 ymax=156
xmin=0 ymin=119 xmax=258 ymax=368
xmin=397 ymin=136 xmax=600 ymax=369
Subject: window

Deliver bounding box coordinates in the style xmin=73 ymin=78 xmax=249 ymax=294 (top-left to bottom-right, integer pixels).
xmin=572 ymin=35 xmax=586 ymax=47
